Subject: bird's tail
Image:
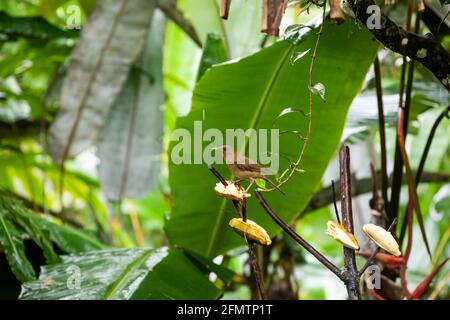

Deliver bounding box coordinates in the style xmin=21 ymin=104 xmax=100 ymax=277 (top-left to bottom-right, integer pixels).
xmin=262 ymin=177 xmax=285 ymax=195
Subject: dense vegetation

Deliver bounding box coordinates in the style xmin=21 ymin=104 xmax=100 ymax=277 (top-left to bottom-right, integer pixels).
xmin=0 ymin=0 xmax=449 ymax=300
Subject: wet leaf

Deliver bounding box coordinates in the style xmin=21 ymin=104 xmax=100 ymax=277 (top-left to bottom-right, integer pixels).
xmin=48 ymin=0 xmax=156 ymax=163
xmin=309 ymin=82 xmax=326 ymax=101
xmin=19 ymin=248 xmax=222 ymax=300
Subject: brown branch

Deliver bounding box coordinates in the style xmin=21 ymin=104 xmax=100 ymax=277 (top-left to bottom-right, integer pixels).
xmin=247 ymin=242 xmax=267 ymax=300
xmin=220 ymin=0 xmax=231 ymax=20
xmin=389 ymin=1 xmax=414 ymax=224
xmin=339 ymin=146 xmax=361 ymax=300
xmin=347 ymin=0 xmax=450 ymax=91
xmin=331 ymin=180 xmax=341 ymax=224
xmin=414 ymin=105 xmax=450 ymax=186
xmin=397 ymin=101 xmax=432 ymax=259
xmin=208 ymin=165 xmax=265 ymax=299
xmin=302 ymin=171 xmax=449 ymax=215
xmin=255 ymin=190 xmax=344 ymax=281
xmin=157 ymin=0 xmax=202 ymax=48
xmin=373 ymin=56 xmax=389 ymax=209
xmin=330 ymin=0 xmax=345 ymax=24
xmin=261 ymin=0 xmax=288 ymax=36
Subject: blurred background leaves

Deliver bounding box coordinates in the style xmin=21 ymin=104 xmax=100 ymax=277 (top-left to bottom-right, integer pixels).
xmin=0 ymin=0 xmax=448 ymax=300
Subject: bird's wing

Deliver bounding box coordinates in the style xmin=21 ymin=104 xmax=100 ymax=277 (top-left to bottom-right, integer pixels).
xmin=235 ymin=163 xmax=261 ymax=173
xmin=260 ymin=167 xmax=275 ymax=176
xmin=235 ymin=154 xmax=258 ymax=165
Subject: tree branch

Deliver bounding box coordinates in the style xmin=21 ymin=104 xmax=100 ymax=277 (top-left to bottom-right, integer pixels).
xmin=302 ymin=171 xmax=449 ymax=215
xmin=255 ymin=190 xmax=344 ymax=281
xmin=157 ymin=0 xmax=202 ymax=48
xmin=374 ymin=56 xmax=389 ymax=209
xmin=339 ymin=146 xmax=361 ymax=300
xmin=208 ymin=166 xmax=266 ymax=299
xmin=347 ymin=0 xmax=450 ymax=91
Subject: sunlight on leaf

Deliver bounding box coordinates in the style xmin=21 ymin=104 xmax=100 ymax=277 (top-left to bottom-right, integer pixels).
xmin=290 ymin=48 xmax=311 ymax=65
xmin=309 ymin=82 xmax=326 ymax=101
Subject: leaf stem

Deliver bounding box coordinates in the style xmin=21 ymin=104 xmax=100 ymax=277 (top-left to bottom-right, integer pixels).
xmin=269 ymin=5 xmax=326 ymax=190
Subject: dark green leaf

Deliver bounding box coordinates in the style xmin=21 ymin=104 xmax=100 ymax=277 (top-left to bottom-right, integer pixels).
xmin=0 ymin=12 xmax=77 ymax=42
xmin=27 ymin=215 xmax=107 ymax=253
xmin=0 ymin=195 xmax=36 ymax=282
xmin=197 ymin=33 xmax=228 ymax=80
xmin=167 ymin=19 xmax=379 ymax=258
xmin=182 ymin=248 xmax=235 ymax=285
xmin=20 ymin=248 xmax=222 ymax=300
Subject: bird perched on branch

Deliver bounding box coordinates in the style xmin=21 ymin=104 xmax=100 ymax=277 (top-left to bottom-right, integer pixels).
xmin=214 ymin=145 xmax=285 ymax=195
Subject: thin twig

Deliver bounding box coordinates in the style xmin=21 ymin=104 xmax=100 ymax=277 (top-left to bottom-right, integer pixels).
xmin=400 ymin=201 xmax=414 ymax=298
xmin=373 ymin=56 xmax=389 ymax=209
xmin=331 ymin=180 xmax=341 ymax=224
xmin=369 ymin=163 xmax=388 ymax=223
xmin=400 ymin=104 xmax=450 ymax=244
xmin=267 ymin=5 xmax=326 ymax=190
xmin=157 ymin=0 xmax=202 ymax=48
xmin=415 ymin=104 xmax=450 ymax=184
xmin=397 ymin=102 xmax=432 ymax=260
xmin=339 ymin=146 xmax=361 ymax=300
xmin=389 ymin=1 xmax=414 ymax=224
xmin=370 ymin=163 xmax=377 ymax=200
xmin=302 ymin=171 xmax=450 ymax=215
xmin=255 ymin=190 xmax=344 ymax=280
xmin=128 ymin=202 xmax=145 ymax=247
xmin=208 ymin=164 xmax=228 ymax=186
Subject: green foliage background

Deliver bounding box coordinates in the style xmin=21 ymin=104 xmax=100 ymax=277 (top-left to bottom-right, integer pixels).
xmin=0 ymin=0 xmax=449 ymax=300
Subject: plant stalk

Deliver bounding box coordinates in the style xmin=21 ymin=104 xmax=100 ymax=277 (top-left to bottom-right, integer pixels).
xmin=339 ymin=146 xmax=361 ymax=300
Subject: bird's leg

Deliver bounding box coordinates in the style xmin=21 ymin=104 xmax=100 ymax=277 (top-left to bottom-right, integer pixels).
xmin=245 ymin=178 xmax=255 ymax=193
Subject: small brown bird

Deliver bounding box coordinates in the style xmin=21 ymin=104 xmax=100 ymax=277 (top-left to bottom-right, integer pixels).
xmin=214 ymin=145 xmax=285 ymax=195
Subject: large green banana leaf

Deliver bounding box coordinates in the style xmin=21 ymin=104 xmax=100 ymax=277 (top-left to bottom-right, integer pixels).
xmin=97 ymin=10 xmax=165 ymax=201
xmin=19 ymin=248 xmax=222 ymax=300
xmin=48 ymin=0 xmax=156 ymax=163
xmin=167 ymin=19 xmax=379 ymax=258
